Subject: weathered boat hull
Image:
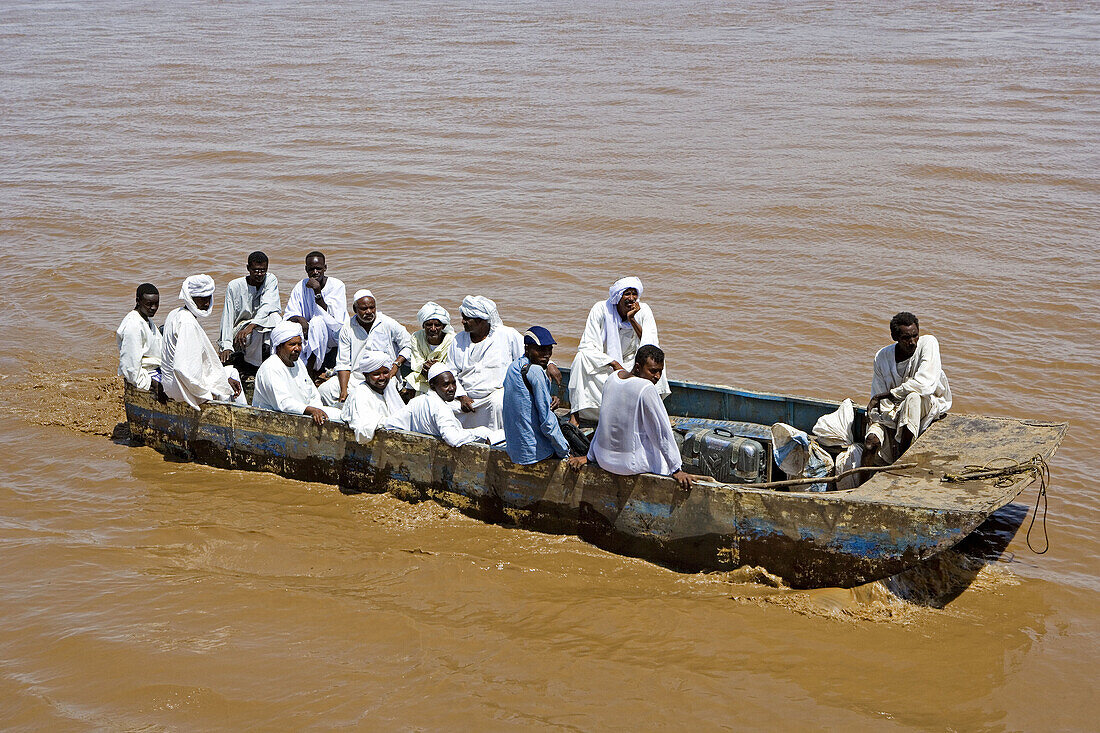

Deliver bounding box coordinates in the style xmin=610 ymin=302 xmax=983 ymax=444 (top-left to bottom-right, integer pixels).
xmin=123 ymin=383 xmax=1066 ymax=588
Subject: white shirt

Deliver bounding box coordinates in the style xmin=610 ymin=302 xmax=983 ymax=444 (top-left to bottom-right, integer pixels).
xmin=285 ymin=277 xmax=348 ymax=329
xmin=447 ymin=326 xmax=524 ymax=399
xmin=116 ymin=310 xmax=163 ymax=390
xmin=218 ymin=274 xmax=282 ymax=350
xmin=577 ymin=299 xmax=660 ymax=370
xmin=588 ymin=373 xmax=682 ymax=476
xmin=872 ymin=335 xmax=951 ymax=408
xmin=161 ymin=306 xmax=235 ymax=409
xmin=341 ymin=379 xmax=405 ymax=442
xmin=382 ymin=391 xmax=488 ymax=448
xmin=253 ymin=353 xmax=323 ymax=415
xmin=335 ymin=313 xmax=413 ymax=373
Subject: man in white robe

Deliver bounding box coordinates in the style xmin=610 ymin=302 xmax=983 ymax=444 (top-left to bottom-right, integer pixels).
xmin=116 ymin=283 xmax=164 ymax=391
xmin=318 ymin=289 xmax=413 ymax=406
xmin=284 ymin=250 xmax=349 ymax=377
xmin=405 ymin=301 xmax=457 ymax=395
xmin=446 ymin=295 xmax=524 ymax=431
xmin=568 ymin=276 xmax=669 ymax=423
xmin=568 ymin=345 xmax=691 ymax=489
xmin=161 ymin=275 xmax=247 ymax=409
xmin=341 ymin=350 xmax=406 ymax=442
xmin=218 ymin=250 xmax=282 ymax=373
xmin=382 ymin=364 xmax=500 ymax=447
xmin=863 ymin=312 xmax=952 ymax=465
xmin=253 ymin=320 xmax=342 ymax=425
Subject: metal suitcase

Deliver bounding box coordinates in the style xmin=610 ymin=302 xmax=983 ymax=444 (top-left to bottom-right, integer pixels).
xmin=675 ymin=426 xmax=766 ymax=484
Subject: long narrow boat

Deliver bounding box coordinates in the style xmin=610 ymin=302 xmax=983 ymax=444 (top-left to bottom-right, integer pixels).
xmin=123 ymin=374 xmax=1066 ymax=588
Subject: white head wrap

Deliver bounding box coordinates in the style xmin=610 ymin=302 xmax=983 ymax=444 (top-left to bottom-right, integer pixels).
xmin=427 ymin=363 xmax=453 ymax=383
xmin=179 ymin=274 xmax=216 ymax=317
xmin=353 ymin=289 xmax=374 ymax=304
xmin=270 ymin=320 xmax=303 ymax=349
xmin=357 ymin=350 xmax=390 ymax=374
xmin=460 ymin=295 xmax=502 ymax=328
xmin=603 ymin=277 xmax=645 ymax=364
xmin=417 ymin=301 xmax=451 ymax=327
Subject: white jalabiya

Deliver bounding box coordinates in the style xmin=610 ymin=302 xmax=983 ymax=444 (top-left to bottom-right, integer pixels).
xmin=382 ymin=391 xmax=499 ymax=447
xmin=116 ymin=310 xmax=163 ymax=390
xmin=867 ymin=334 xmax=952 ymax=454
xmin=284 ymin=276 xmax=349 ymax=369
xmin=406 ymin=329 xmax=456 ymax=394
xmin=161 ymin=306 xmax=246 ymax=409
xmin=341 ymin=379 xmax=405 ymax=443
xmin=588 ymin=373 xmax=682 ymax=477
xmin=568 ymin=299 xmax=669 ymax=420
xmin=446 ymin=324 xmax=524 ymax=430
xmin=218 ymin=274 xmax=282 ymax=366
xmin=318 ymin=313 xmax=413 ymax=406
xmin=252 ymin=353 xmax=342 ymax=420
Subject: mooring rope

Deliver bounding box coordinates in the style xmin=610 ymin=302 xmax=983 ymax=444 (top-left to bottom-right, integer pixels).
xmin=941 ymin=454 xmax=1051 ymax=554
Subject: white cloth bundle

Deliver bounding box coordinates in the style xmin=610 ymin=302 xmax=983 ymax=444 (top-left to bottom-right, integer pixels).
xmin=812 ymin=398 xmax=857 ymax=447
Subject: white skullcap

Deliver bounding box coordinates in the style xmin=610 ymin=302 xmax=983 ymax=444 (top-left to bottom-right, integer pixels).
xmin=417 ymin=301 xmax=450 ymax=327
xmin=460 ymin=295 xmax=502 ymax=326
xmin=607 ymin=276 xmax=643 ymax=305
xmin=426 ymin=363 xmax=453 ymax=383
xmin=353 ymin=289 xmax=374 ymax=303
xmin=179 ymin=274 xmax=216 ymax=317
xmin=357 ymin=350 xmax=390 ymax=374
xmin=270 ymin=320 xmax=303 ymax=348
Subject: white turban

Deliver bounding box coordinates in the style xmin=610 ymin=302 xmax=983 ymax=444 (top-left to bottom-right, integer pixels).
xmin=417 ymin=301 xmax=451 ymax=327
xmin=608 ymin=276 xmax=643 ymax=305
xmin=270 ymin=320 xmax=303 ymax=349
xmin=357 ymin=349 xmax=390 ymax=374
xmin=427 ymin=362 xmax=453 ymax=383
xmin=179 ymin=274 xmax=216 ymax=317
xmin=460 ymin=295 xmax=502 ymax=327
xmin=353 ymin=289 xmax=374 ymax=303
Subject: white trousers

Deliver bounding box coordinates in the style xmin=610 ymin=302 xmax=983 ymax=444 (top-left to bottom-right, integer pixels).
xmin=317 ymin=371 xmax=365 ymax=407
xmin=452 ymin=388 xmax=505 ymax=430
xmin=303 ymin=315 xmax=341 ymax=371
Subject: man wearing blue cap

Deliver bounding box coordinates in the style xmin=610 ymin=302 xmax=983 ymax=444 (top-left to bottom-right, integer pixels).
xmin=502 ymin=326 xmax=571 ymax=465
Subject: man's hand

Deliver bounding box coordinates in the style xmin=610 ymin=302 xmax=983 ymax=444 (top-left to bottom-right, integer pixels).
xmin=867 ymin=392 xmax=891 ymax=414
xmin=387 ymin=363 xmax=401 ymax=381
xmin=671 ymin=470 xmax=692 ymax=490
xmin=338 ymin=387 xmax=348 ymax=403
xmin=304 ymin=405 xmax=328 ymax=426
xmin=219 ymin=349 xmax=233 ymax=364
xmin=306 ymin=277 xmax=323 ymax=293
xmin=228 ymin=378 xmax=243 ymax=398
xmin=550 ymin=395 xmax=562 ymax=411
xmin=421 ymin=358 xmax=437 ymax=375
xmin=625 ymin=301 xmax=641 ymax=320
xmin=288 ymin=316 xmax=309 ymax=339
xmin=567 ymin=455 xmax=588 ymax=472
xmin=233 ymin=323 xmax=256 ymax=350
xmin=458 ymin=395 xmax=475 ymax=413
xmin=546 ymin=362 xmax=563 ymax=387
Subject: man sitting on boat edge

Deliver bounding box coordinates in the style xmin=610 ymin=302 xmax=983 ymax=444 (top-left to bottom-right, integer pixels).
xmin=446 ymin=295 xmax=525 ymax=432
xmin=568 ymin=344 xmax=692 ymax=490
xmin=253 ymin=320 xmax=342 ymax=426
xmin=284 ymin=250 xmax=349 ymax=381
xmin=341 ymin=350 xmax=406 ymax=443
xmin=382 ymin=363 xmax=501 ymax=448
xmin=502 ymin=326 xmax=571 ymax=465
xmin=863 ymin=312 xmax=951 ymax=465
xmin=117 ymin=282 xmax=164 ymax=394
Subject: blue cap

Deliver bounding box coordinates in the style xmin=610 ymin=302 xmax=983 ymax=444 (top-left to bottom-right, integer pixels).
xmin=523 ymin=326 xmax=556 ymax=346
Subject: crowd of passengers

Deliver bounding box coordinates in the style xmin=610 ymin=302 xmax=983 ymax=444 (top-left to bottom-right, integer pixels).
xmin=117 ymin=251 xmax=951 ymax=488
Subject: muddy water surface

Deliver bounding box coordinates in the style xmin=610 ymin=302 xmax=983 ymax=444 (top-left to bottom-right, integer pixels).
xmin=1 ymin=1 xmax=1097 ymax=729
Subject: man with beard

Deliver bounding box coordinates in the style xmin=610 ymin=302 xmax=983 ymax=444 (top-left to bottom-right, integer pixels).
xmin=445 ymin=295 xmax=524 ymax=431
xmin=341 ymin=350 xmax=407 ymax=443
xmin=252 ymin=320 xmax=342 ymax=425
xmin=317 ymin=289 xmax=412 ymax=406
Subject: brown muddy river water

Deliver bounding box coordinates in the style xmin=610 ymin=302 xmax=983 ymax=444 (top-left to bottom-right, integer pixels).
xmin=1 ymin=1 xmax=1097 ymax=729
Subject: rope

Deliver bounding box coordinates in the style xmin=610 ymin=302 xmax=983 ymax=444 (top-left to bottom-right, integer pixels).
xmin=744 ymin=462 xmax=917 ymax=490
xmin=941 ymin=454 xmax=1050 ymax=554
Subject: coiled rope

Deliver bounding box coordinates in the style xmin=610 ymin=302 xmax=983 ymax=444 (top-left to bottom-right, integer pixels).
xmin=941 ymin=454 xmax=1051 ymax=554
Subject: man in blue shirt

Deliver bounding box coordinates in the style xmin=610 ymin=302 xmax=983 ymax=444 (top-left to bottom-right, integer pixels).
xmin=502 ymin=326 xmax=571 ymax=465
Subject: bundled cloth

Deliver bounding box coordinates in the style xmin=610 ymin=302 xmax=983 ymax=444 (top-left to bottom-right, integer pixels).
xmin=811 ymin=399 xmax=864 ymax=490
xmin=771 ymin=423 xmax=835 ymax=492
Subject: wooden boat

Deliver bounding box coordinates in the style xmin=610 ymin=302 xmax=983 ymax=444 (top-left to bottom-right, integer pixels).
xmin=123 ymin=374 xmax=1066 ymax=588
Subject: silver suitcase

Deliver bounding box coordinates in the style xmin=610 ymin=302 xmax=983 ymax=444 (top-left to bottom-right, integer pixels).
xmin=676 ymin=426 xmax=766 ymax=484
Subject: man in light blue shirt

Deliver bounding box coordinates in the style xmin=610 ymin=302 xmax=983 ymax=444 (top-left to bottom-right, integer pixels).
xmin=502 ymin=326 xmax=571 ymax=465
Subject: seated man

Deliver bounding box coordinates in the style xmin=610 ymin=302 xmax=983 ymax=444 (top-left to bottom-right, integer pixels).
xmin=253 ymin=320 xmax=342 ymax=426
xmin=568 ymin=345 xmax=691 ymax=490
xmin=863 ymin=312 xmax=952 ymax=465
xmin=502 ymin=326 xmax=570 ymax=465
xmin=405 ymin=301 xmax=457 ymax=395
xmin=318 ymin=289 xmax=412 ymax=406
xmin=447 ymin=295 xmax=524 ymax=431
xmin=568 ymin=276 xmax=669 ymax=424
xmin=284 ymin=250 xmax=348 ymax=377
xmin=341 ymin=350 xmax=406 ymax=442
xmin=218 ymin=250 xmax=282 ymax=376
xmin=382 ymin=364 xmax=500 ymax=447
xmin=161 ymin=275 xmax=246 ymax=408
xmin=116 ymin=282 xmax=164 ymax=391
